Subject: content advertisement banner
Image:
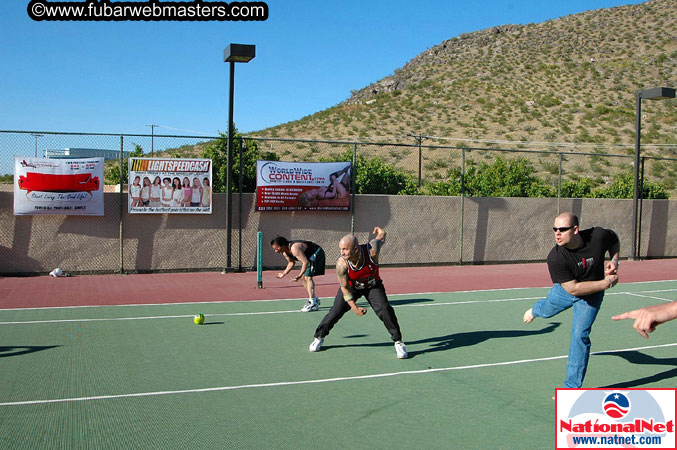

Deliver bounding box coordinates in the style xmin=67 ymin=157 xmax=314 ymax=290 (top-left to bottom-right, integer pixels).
xmin=128 ymin=158 xmax=212 ymax=214
xmin=13 ymin=156 xmax=104 ymax=216
xmin=256 ymin=160 xmax=351 ymax=211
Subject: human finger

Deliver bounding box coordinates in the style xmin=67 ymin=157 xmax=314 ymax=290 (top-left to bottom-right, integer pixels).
xmin=612 ymin=310 xmax=638 ymax=321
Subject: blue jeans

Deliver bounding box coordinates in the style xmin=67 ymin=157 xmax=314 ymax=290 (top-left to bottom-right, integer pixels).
xmin=532 ymin=284 xmax=603 ymax=388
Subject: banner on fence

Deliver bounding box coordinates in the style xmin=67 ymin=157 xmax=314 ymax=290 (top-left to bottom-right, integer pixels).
xmin=14 ymin=156 xmax=104 ymax=216
xmin=256 ymin=160 xmax=351 ymax=211
xmin=128 ymin=158 xmax=212 ymax=214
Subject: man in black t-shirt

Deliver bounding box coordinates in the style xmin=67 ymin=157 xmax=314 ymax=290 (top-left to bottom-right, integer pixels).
xmin=523 ymin=212 xmax=620 ymax=391
xmin=271 ymin=236 xmax=326 ymax=312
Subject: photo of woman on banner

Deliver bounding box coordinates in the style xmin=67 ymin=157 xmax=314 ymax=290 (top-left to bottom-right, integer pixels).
xmin=140 ymin=176 xmax=151 ymax=207
xmin=201 ymin=177 xmax=211 ymax=207
xmin=171 ymin=177 xmax=182 ymax=207
xmin=150 ymin=176 xmax=162 ymax=207
xmin=130 ymin=175 xmax=141 ymax=207
xmin=191 ymin=177 xmax=202 ymax=207
xmin=181 ymin=177 xmax=192 ymax=207
xmin=161 ymin=177 xmax=173 ymax=207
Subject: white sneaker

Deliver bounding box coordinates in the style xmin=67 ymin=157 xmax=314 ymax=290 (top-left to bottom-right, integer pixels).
xmin=309 ymin=337 xmax=323 ymax=352
xmin=394 ymin=341 xmax=408 ymax=359
xmin=301 ymin=298 xmax=320 ymax=312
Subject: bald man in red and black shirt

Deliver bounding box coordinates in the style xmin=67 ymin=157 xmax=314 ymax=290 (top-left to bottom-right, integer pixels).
xmin=308 ymin=226 xmax=408 ymax=359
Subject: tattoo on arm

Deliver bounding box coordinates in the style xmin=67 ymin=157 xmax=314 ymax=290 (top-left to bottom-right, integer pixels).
xmin=370 ymin=238 xmax=383 ymax=255
xmin=336 ymin=261 xmax=352 ymax=291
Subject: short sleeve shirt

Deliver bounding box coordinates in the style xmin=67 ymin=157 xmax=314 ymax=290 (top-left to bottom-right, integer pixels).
xmin=546 ymin=227 xmax=619 ymax=284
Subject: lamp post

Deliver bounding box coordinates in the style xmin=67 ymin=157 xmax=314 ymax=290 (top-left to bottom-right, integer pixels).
xmin=631 ymin=86 xmax=675 ymax=260
xmin=223 ymin=43 xmax=255 ymax=271
xmin=146 ymin=124 xmax=158 ymax=156
xmin=31 ymin=133 xmax=43 ymax=157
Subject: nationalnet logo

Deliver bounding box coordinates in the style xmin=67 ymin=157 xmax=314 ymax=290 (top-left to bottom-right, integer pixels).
xmin=555 ymin=388 xmax=675 ymax=449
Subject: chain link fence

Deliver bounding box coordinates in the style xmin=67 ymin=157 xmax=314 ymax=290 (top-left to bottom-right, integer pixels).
xmin=1 ymin=130 xmax=676 ymax=274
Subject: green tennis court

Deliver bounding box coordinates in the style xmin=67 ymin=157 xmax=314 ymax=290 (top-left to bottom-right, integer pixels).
xmin=2 ymin=280 xmax=676 ymax=449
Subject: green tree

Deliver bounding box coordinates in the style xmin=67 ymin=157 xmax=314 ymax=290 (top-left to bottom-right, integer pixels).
xmin=424 ymin=174 xmax=462 ymax=196
xmin=427 ymin=157 xmax=555 ymax=197
xmin=202 ymin=130 xmax=280 ymax=193
xmin=106 ymin=143 xmax=144 ymax=184
xmin=592 ymin=173 xmax=669 ymax=199
xmin=560 ymin=178 xmax=595 ymax=198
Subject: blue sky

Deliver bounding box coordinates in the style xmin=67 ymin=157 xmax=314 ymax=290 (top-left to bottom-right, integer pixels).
xmin=1 ymin=0 xmax=647 ymax=137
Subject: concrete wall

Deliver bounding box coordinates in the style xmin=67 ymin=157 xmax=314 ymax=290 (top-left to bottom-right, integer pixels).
xmin=1 ymin=191 xmax=675 ymax=274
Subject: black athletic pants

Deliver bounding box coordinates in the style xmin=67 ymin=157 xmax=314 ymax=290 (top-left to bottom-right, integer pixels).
xmin=313 ymin=281 xmax=402 ymax=342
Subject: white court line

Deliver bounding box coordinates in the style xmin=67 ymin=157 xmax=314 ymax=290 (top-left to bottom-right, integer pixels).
xmin=626 ymin=292 xmax=676 ymax=303
xmin=2 ymin=342 xmax=675 ymax=407
xmin=2 ymin=279 xmax=675 ymax=312
xmin=0 ymin=309 xmax=301 ymax=325
xmin=2 ymin=289 xmax=676 ymax=325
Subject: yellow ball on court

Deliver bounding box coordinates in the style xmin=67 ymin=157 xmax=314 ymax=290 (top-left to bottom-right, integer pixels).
xmin=193 ymin=313 xmax=205 ymax=325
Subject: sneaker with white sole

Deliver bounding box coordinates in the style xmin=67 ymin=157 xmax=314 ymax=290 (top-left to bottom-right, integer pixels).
xmin=309 ymin=337 xmax=323 ymax=352
xmin=301 ymin=298 xmax=320 ymax=312
xmin=394 ymin=341 xmax=408 ymax=359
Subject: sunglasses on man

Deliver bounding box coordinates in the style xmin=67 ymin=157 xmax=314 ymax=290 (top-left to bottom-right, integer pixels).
xmin=552 ymin=226 xmax=575 ymax=232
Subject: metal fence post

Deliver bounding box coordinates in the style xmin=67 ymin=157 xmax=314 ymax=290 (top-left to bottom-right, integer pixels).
xmin=418 ymin=139 xmax=422 ymax=187
xmin=557 ymin=153 xmax=562 ymax=214
xmin=638 ymin=156 xmax=646 ymax=260
xmin=238 ymin=136 xmax=243 ymax=272
xmin=119 ymin=135 xmax=124 ymax=274
xmin=459 ymin=148 xmax=466 ymax=264
xmin=351 ymin=142 xmax=357 ymax=234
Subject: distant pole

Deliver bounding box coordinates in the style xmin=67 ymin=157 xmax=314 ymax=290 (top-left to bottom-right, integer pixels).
xmin=406 ymin=132 xmax=427 ymax=187
xmin=31 ymin=133 xmax=43 ymax=157
xmin=146 ymin=124 xmax=158 ymax=157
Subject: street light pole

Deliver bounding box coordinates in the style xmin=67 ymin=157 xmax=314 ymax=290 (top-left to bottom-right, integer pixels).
xmin=223 ymin=43 xmax=256 ymax=272
xmin=146 ymin=124 xmax=158 ymax=157
xmin=631 ymin=87 xmax=675 ymax=260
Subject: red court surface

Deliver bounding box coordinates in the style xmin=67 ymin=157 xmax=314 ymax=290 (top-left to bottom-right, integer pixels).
xmin=1 ymin=259 xmax=676 ymax=309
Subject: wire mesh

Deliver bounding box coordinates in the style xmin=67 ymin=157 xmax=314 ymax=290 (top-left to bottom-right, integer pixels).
xmin=1 ymin=130 xmax=676 ymax=274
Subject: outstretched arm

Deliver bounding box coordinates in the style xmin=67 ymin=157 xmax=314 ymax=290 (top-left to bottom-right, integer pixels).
xmin=612 ymin=300 xmax=677 ymax=338
xmin=369 ymin=227 xmax=386 ymax=259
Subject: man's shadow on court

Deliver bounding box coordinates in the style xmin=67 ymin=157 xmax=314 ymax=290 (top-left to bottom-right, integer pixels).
xmin=0 ymin=345 xmax=61 ymax=358
xmin=595 ymin=350 xmax=677 ymax=388
xmin=325 ymin=322 xmax=561 ymax=358
xmin=406 ymin=322 xmax=561 ymax=357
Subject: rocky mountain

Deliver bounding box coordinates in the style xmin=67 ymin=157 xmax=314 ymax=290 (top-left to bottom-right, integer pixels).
xmin=255 ymin=0 xmax=675 ymax=160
